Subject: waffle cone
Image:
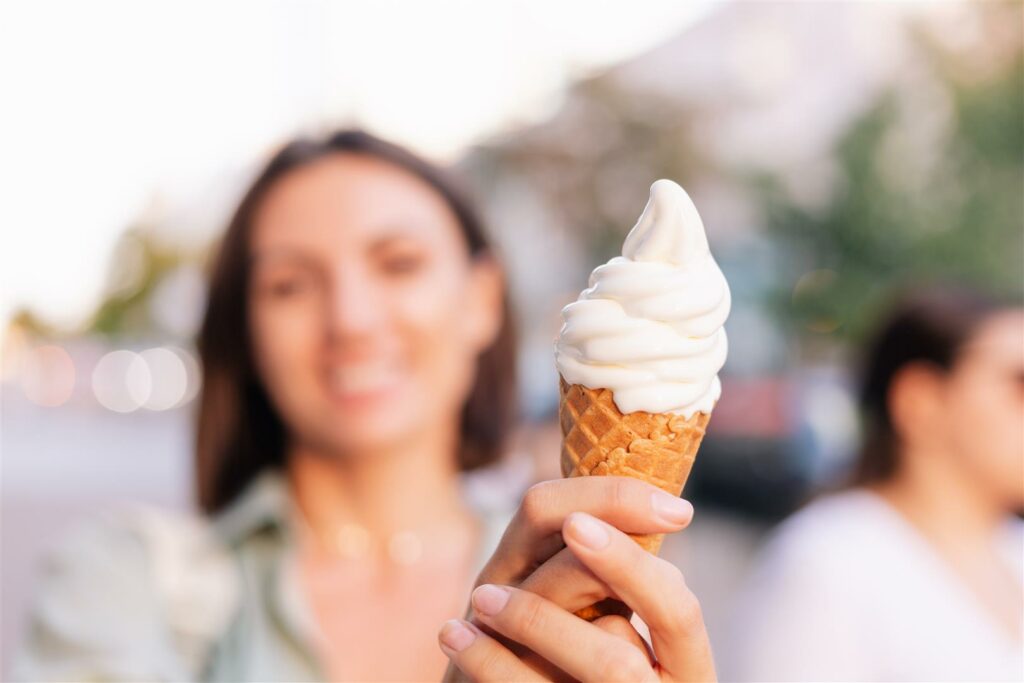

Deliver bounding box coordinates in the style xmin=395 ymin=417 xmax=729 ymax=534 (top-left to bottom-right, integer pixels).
xmin=558 ymin=377 xmax=710 ymax=620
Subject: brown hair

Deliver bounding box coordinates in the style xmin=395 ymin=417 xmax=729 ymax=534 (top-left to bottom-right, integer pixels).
xmin=194 ymin=130 xmax=517 ymax=514
xmin=854 ymin=284 xmax=1010 ymax=485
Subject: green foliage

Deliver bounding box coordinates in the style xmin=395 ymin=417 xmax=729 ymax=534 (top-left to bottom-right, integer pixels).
xmin=758 ymin=42 xmax=1024 ymax=344
xmin=87 ymin=227 xmax=196 ymax=339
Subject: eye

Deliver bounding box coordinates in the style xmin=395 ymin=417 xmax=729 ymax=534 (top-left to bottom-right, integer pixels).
xmin=1013 ymin=369 xmax=1024 ymax=393
xmin=270 ymin=278 xmax=304 ymax=297
xmin=260 ymin=272 xmax=316 ymax=298
xmin=379 ymin=251 xmax=425 ymax=276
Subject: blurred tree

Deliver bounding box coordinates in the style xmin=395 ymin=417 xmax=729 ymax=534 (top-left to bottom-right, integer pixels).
xmin=757 ymin=6 xmax=1023 ymax=344
xmin=465 ymin=76 xmax=713 ymax=265
xmin=6 ymin=308 xmax=57 ymax=338
xmin=87 ymin=226 xmax=204 ymax=339
xmin=464 ymin=2 xmax=1024 ymax=381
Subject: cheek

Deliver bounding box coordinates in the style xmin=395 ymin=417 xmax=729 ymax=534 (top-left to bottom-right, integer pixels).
xmin=249 ymin=298 xmax=321 ymax=400
xmin=398 ymin=281 xmax=479 ymax=402
xmin=947 ymin=375 xmax=1024 ymax=496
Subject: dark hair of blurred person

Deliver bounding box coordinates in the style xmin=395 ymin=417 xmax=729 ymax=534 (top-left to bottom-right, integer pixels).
xmin=196 ymin=130 xmax=517 ymax=514
xmin=855 ymin=285 xmax=1020 ymax=492
xmin=724 ymin=283 xmax=1023 ymax=682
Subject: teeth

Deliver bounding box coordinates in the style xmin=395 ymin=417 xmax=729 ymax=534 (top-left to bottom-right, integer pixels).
xmin=329 ymin=364 xmax=401 ymax=395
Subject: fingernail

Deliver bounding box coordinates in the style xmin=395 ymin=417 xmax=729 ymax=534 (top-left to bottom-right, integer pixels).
xmin=652 ymin=492 xmax=693 ymax=525
xmin=439 ymin=619 xmax=476 ymax=652
xmin=568 ymin=512 xmax=610 ymax=550
xmin=472 ymin=584 xmax=511 ymax=616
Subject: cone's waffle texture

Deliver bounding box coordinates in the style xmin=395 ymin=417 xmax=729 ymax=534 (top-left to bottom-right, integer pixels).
xmin=558 ymin=377 xmax=710 ymax=620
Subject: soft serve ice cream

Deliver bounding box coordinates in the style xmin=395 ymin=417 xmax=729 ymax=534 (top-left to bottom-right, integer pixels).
xmin=554 ymin=179 xmax=730 ymax=417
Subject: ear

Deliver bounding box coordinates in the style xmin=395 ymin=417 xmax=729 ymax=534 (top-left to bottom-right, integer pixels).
xmin=888 ymin=362 xmax=947 ymax=447
xmin=463 ymin=254 xmax=506 ymax=354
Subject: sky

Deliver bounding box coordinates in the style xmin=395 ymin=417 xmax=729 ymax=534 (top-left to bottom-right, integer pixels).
xmin=0 ymin=0 xmax=717 ymax=331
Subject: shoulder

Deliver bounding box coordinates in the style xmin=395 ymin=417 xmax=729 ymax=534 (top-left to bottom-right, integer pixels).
xmin=13 ymin=504 xmax=240 ymax=682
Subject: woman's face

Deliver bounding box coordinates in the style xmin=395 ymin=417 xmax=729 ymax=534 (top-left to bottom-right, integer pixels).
xmin=943 ymin=310 xmax=1024 ymax=508
xmin=247 ymin=154 xmax=502 ymax=459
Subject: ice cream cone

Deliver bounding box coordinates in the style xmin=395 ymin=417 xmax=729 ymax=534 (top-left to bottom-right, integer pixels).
xmin=558 ymin=377 xmax=710 ymax=620
xmin=553 ymin=179 xmax=728 ymax=620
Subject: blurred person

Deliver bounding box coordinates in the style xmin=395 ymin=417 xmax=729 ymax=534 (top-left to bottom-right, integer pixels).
xmin=13 ymin=130 xmax=715 ymax=682
xmin=724 ymin=285 xmax=1024 ymax=682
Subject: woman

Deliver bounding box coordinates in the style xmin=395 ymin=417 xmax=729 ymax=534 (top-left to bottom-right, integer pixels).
xmin=14 ymin=130 xmax=715 ymax=681
xmin=725 ymin=286 xmax=1024 ymax=682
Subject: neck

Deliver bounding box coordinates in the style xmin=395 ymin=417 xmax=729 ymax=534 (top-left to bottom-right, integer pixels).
xmin=287 ymin=425 xmax=470 ymax=542
xmin=874 ymin=445 xmax=1006 ymax=547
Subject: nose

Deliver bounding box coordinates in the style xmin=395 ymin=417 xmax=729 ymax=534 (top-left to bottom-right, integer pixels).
xmin=324 ymin=266 xmax=384 ymax=341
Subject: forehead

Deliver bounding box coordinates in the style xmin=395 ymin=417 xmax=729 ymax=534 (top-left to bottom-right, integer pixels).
xmin=250 ymin=153 xmax=463 ymax=254
xmin=966 ymin=310 xmax=1024 ymax=362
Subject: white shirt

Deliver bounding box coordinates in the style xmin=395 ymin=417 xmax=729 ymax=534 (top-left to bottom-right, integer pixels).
xmin=722 ymin=490 xmax=1024 ymax=682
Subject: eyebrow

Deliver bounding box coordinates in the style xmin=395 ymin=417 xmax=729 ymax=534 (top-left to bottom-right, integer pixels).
xmin=249 ymin=228 xmax=433 ymax=266
xmin=249 ymin=248 xmax=320 ymax=269
xmin=364 ymin=234 xmax=437 ymax=261
xmin=367 ymin=229 xmax=429 ymax=248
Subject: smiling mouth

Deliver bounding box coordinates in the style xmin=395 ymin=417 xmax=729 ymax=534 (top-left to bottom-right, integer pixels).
xmin=326 ymin=363 xmax=404 ymax=398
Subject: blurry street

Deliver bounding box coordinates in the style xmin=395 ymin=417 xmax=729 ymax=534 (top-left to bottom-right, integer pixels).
xmin=1 ymin=389 xmax=192 ymax=668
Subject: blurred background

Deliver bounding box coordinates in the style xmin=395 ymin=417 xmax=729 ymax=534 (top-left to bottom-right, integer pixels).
xmin=2 ymin=0 xmax=1021 ymax=671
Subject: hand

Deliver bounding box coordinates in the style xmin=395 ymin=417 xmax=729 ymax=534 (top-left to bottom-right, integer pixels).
xmin=477 ymin=476 xmax=696 ymax=608
xmin=438 ymin=477 xmax=715 ymax=681
xmin=440 ymin=512 xmax=715 ymax=681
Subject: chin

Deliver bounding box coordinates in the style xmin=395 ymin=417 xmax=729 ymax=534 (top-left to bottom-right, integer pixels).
xmin=316 ymin=401 xmax=423 ymax=454
xmin=321 ymin=426 xmax=418 ymax=458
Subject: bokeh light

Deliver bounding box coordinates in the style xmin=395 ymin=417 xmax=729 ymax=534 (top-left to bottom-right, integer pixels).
xmin=19 ymin=344 xmax=76 ymax=408
xmin=139 ymin=347 xmax=187 ymax=411
xmin=91 ymin=350 xmax=151 ymax=413
xmin=171 ymin=346 xmax=202 ymax=408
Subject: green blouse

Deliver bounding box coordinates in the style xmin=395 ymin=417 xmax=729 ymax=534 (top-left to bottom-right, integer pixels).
xmin=12 ymin=471 xmax=513 ymax=682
